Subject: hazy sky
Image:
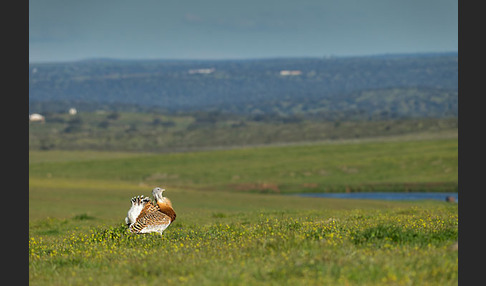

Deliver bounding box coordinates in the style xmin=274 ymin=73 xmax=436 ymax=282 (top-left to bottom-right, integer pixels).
xmin=29 ymin=0 xmax=458 ymax=63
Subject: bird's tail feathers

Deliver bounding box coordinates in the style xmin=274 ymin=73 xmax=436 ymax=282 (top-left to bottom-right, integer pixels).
xmin=126 ymin=195 xmax=151 ymax=226
xmin=130 ymin=195 xmax=150 ymax=206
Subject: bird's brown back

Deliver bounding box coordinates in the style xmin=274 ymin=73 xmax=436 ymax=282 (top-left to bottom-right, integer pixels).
xmin=130 ymin=201 xmax=172 ymax=233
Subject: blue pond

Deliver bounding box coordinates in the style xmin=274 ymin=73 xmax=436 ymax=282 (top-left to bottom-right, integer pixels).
xmin=296 ymin=192 xmax=458 ymax=202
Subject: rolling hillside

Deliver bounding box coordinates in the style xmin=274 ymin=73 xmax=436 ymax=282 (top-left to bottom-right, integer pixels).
xmin=29 ymin=53 xmax=458 ymax=120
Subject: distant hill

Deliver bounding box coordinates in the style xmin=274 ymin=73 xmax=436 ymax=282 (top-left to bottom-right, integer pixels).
xmin=29 ymin=52 xmax=458 ymax=120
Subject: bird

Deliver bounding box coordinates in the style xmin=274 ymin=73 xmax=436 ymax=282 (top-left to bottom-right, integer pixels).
xmin=125 ymin=187 xmax=176 ymax=235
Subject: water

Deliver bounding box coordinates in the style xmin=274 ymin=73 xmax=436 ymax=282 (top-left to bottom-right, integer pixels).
xmin=296 ymin=192 xmax=458 ymax=202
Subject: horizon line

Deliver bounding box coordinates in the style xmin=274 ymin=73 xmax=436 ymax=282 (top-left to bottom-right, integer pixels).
xmin=29 ymin=51 xmax=458 ymax=65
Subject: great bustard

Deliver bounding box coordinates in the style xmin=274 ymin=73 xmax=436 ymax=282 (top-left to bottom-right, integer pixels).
xmin=125 ymin=187 xmax=176 ymax=235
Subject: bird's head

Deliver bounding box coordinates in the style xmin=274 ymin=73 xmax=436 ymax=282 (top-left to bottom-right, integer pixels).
xmin=152 ymin=187 xmax=166 ymax=202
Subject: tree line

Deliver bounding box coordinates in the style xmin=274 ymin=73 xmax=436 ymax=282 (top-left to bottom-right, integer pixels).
xmin=29 ymin=52 xmax=458 ymax=121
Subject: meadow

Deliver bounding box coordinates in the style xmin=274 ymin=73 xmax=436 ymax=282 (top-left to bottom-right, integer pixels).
xmin=29 ymin=136 xmax=458 ymax=285
xmin=29 ymin=136 xmax=458 ymax=195
xmin=28 ymin=110 xmax=458 ymax=153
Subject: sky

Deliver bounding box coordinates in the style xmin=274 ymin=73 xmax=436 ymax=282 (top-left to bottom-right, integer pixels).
xmin=29 ymin=0 xmax=458 ymax=63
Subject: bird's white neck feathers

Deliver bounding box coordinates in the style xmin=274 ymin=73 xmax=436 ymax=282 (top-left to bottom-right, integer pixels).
xmin=152 ymin=187 xmax=165 ymax=202
xmin=152 ymin=187 xmax=176 ymax=221
xmin=152 ymin=187 xmax=172 ymax=207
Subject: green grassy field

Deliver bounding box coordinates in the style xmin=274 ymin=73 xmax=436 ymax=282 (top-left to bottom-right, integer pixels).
xmin=29 ymin=111 xmax=458 ymax=153
xmin=29 ymin=137 xmax=458 ymax=285
xmin=29 ymin=137 xmax=458 ymax=195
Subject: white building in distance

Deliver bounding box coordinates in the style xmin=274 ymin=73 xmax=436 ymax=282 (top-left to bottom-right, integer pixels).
xmin=188 ymin=68 xmax=215 ymax=74
xmin=280 ymin=70 xmax=302 ymax=76
xmin=29 ymin=113 xmax=45 ymax=123
xmin=69 ymin=108 xmax=77 ymax=115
